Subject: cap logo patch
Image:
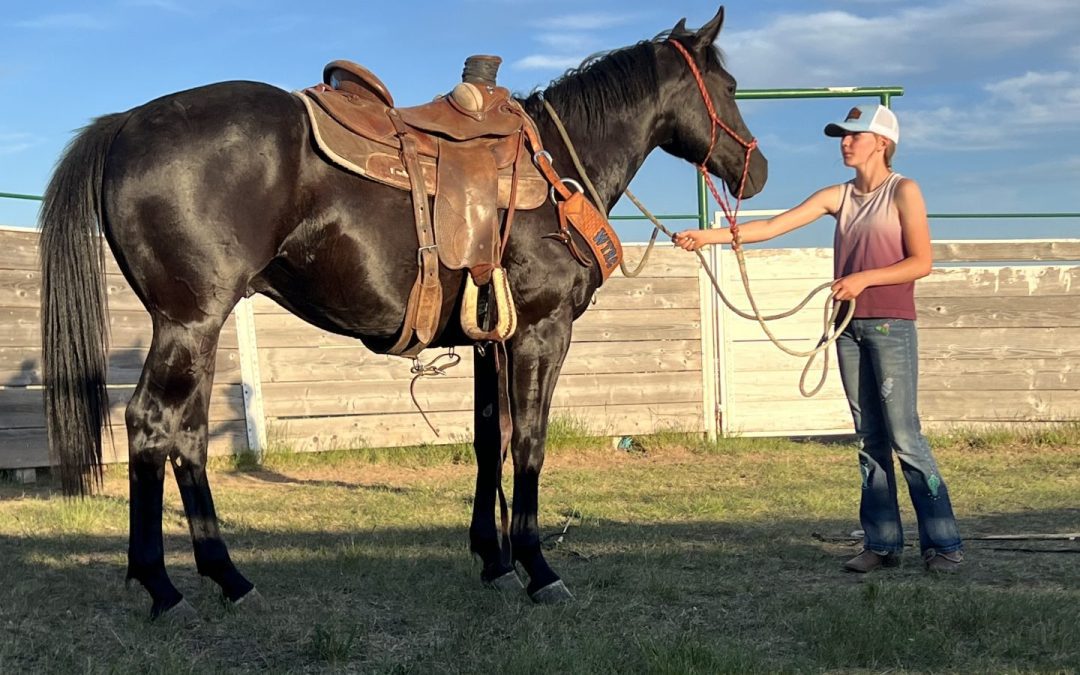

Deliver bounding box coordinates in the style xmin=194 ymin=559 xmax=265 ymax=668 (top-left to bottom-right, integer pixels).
xmin=846 ymin=107 xmax=862 ymax=121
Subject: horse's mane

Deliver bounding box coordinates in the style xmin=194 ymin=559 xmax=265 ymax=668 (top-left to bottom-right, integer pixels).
xmin=520 ymin=30 xmax=726 ymax=139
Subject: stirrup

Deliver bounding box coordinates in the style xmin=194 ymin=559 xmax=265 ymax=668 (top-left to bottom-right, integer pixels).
xmin=460 ymin=267 xmax=516 ymax=341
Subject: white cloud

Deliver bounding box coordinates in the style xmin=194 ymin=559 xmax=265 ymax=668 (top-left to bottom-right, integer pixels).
xmin=532 ymin=12 xmax=643 ymax=31
xmin=512 ymin=54 xmax=586 ymax=71
xmin=121 ymin=0 xmax=194 ymax=14
xmin=13 ymin=13 xmax=110 ymax=30
xmin=904 ymin=70 xmax=1080 ymax=149
xmin=535 ymin=33 xmax=595 ymax=51
xmin=722 ymin=0 xmax=1080 ymax=88
xmin=0 ymin=133 xmax=35 ymax=156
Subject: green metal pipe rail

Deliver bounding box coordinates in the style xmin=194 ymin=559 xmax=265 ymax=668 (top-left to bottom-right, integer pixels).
xmin=3 ymin=86 xmax=1077 ymax=229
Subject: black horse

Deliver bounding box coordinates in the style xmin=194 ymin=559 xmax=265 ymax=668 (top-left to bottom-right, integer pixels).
xmin=40 ymin=6 xmax=766 ymax=619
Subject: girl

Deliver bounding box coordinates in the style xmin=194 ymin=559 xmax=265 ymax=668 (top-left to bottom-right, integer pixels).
xmin=673 ymin=104 xmax=963 ymax=573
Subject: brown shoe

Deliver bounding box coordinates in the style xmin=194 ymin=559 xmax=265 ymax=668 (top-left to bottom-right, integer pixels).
xmin=924 ymin=550 xmax=964 ymax=573
xmin=843 ymin=549 xmax=901 ymax=573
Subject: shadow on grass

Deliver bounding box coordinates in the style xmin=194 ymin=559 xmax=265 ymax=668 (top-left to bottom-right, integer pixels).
xmin=225 ymin=467 xmax=415 ymax=494
xmin=1 ymin=506 xmax=1078 ymax=673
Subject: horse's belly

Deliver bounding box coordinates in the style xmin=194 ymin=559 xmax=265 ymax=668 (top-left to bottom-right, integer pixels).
xmin=252 ymin=220 xmax=413 ymax=340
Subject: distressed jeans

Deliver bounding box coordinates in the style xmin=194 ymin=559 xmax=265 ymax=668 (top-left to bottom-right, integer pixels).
xmin=835 ymin=318 xmax=963 ymax=556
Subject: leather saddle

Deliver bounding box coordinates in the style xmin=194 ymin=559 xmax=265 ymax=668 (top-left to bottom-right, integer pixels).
xmin=297 ymin=57 xmax=546 ymax=355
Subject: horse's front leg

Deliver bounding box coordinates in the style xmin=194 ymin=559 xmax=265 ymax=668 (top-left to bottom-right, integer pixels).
xmin=508 ymin=313 xmax=575 ymax=603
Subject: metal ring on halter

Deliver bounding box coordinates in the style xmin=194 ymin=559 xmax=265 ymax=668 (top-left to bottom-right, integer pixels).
xmin=549 ymin=178 xmax=584 ymax=205
xmin=532 ymin=150 xmax=552 ymax=167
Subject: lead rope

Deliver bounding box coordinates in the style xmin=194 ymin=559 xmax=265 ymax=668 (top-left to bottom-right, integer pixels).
xmin=542 ymin=41 xmax=857 ymax=397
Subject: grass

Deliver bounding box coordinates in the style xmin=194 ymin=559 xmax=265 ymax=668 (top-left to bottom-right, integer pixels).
xmin=1 ymin=427 xmax=1078 ymax=673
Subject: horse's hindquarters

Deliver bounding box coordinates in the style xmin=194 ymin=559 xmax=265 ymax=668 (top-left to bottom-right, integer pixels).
xmin=102 ymin=81 xmax=311 ymax=321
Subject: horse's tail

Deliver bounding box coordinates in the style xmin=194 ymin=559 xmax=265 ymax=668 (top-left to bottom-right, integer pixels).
xmin=39 ymin=113 xmax=128 ymax=496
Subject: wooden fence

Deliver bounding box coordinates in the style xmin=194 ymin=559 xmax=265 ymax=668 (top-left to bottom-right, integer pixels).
xmin=2 ymin=225 xmax=1079 ymax=470
xmin=0 ymin=228 xmax=705 ymax=469
xmin=709 ymin=240 xmax=1080 ymax=436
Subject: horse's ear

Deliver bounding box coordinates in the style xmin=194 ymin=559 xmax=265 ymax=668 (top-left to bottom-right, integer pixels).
xmin=693 ymin=6 xmax=725 ymax=50
xmin=672 ymin=18 xmax=688 ymax=35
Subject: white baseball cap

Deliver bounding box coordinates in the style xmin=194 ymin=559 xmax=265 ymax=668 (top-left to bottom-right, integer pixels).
xmin=824 ymin=104 xmax=900 ymax=144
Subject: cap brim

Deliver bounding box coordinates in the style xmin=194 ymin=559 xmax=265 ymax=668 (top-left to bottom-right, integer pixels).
xmin=824 ymin=122 xmax=863 ymax=137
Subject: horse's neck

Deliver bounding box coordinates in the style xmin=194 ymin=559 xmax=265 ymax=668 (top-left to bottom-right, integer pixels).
xmin=535 ymin=98 xmax=661 ymax=213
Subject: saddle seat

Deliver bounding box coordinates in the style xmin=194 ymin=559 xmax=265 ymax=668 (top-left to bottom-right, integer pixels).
xmin=301 ymin=60 xmax=546 ymax=211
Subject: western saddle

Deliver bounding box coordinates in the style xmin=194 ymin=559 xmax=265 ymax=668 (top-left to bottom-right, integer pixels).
xmin=297 ymin=55 xmax=623 ymax=357
xmin=298 ymin=56 xmax=547 ymax=356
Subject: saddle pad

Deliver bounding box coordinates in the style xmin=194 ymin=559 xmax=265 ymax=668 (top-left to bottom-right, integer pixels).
xmin=297 ymin=92 xmax=546 ymax=211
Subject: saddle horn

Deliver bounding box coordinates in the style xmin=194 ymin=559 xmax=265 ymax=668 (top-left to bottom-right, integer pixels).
xmin=453 ymin=55 xmax=503 ymax=114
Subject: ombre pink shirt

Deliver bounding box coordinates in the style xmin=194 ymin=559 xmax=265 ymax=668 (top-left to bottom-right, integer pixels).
xmin=833 ymin=172 xmax=917 ymax=320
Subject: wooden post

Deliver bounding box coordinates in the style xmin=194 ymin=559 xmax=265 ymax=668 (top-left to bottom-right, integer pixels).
xmin=698 ymin=245 xmax=720 ymax=441
xmin=234 ymin=298 xmax=267 ymax=457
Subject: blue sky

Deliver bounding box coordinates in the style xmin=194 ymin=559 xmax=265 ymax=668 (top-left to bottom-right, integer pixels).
xmin=2 ymin=0 xmax=1078 ymax=246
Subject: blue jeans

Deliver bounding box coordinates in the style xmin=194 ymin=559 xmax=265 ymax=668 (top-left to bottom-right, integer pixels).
xmin=835 ymin=319 xmax=962 ymax=556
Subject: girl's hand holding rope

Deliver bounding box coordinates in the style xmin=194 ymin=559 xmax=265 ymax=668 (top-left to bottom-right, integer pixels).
xmin=672 ymin=228 xmax=731 ymax=251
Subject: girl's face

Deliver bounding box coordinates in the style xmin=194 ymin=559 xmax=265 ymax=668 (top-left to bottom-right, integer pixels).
xmin=840 ymin=131 xmax=886 ymax=168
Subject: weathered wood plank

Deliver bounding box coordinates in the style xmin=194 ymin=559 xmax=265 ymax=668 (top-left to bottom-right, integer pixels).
xmin=573 ymin=308 xmax=701 ymax=342
xmin=729 ymin=370 xmax=847 ymax=402
xmin=715 ymin=243 xmax=1080 ymax=285
xmin=612 ymin=245 xmax=703 ymax=278
xmin=0 ymin=270 xmax=148 ymax=311
xmin=717 ymin=247 xmax=833 ymax=281
xmin=0 ymin=347 xmax=242 ymax=386
xmin=262 ymin=371 xmax=702 ymax=418
xmin=932 ymin=240 xmax=1080 ymax=263
xmin=0 ymin=308 xmax=238 ymax=348
xmin=731 ymin=327 xmax=1080 ymax=370
xmin=919 ymin=358 xmax=1080 ymax=391
xmin=710 ymin=267 xmax=1080 ymax=312
xmin=723 ymin=397 xmax=852 ymax=436
xmin=257 ymin=340 xmax=702 ymax=384
xmin=270 ymin=402 xmax=704 ymax=451
xmin=0 ymin=384 xmax=246 ymax=429
xmin=917 ymin=266 xmax=1080 ymax=298
xmin=0 ymin=422 xmax=249 ymax=469
xmin=720 ymin=295 xmax=1080 ymax=341
xmin=0 ymin=230 xmax=125 ymax=274
xmin=0 ymin=230 xmax=41 ymax=271
xmin=252 ymin=307 xmax=702 ymax=347
xmin=919 ymin=327 xmax=1080 ymax=359
xmin=921 ymin=389 xmax=1080 ymax=421
xmin=917 ymin=296 xmax=1080 ymax=329
xmin=251 ymin=276 xmax=700 ymax=315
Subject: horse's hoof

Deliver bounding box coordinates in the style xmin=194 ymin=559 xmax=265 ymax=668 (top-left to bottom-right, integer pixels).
xmin=529 ymin=580 xmax=574 ymax=604
xmin=231 ymin=587 xmax=266 ymax=611
xmin=158 ymin=598 xmax=200 ymax=625
xmin=486 ymin=571 xmax=525 ymax=592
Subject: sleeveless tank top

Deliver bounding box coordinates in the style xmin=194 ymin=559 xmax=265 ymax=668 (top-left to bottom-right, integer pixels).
xmin=833 ymin=172 xmax=916 ymax=320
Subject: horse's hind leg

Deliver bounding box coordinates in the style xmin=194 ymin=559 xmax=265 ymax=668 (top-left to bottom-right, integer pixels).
xmin=126 ymin=313 xmax=254 ymax=618
xmin=470 ymin=346 xmax=520 ymax=590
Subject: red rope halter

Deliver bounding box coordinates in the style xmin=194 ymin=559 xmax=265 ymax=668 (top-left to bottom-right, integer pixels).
xmin=667 ymin=40 xmax=758 ymax=248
